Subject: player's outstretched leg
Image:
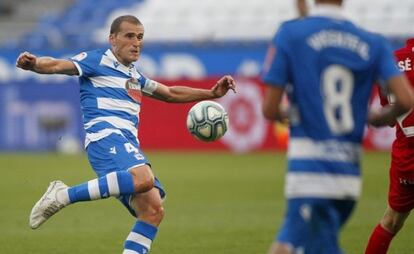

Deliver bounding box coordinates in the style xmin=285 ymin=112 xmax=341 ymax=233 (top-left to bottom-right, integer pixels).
xmin=29 ymin=180 xmax=69 ymax=229
xmin=29 ymin=167 xmax=154 ymax=229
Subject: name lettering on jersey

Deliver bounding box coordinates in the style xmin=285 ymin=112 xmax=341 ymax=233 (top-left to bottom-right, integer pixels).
xmin=126 ymin=78 xmax=143 ymax=103
xmin=399 ymin=177 xmax=414 ymax=186
xmin=398 ymin=58 xmax=412 ymax=71
xmin=307 ymin=30 xmax=369 ymax=60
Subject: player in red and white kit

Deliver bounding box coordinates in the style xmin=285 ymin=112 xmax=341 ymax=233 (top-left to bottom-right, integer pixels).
xmin=365 ymin=38 xmax=414 ymax=254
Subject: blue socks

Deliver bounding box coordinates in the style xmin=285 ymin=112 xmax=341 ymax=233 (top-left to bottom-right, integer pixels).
xmin=67 ymin=171 xmax=135 ymax=203
xmin=123 ymin=221 xmax=158 ymax=254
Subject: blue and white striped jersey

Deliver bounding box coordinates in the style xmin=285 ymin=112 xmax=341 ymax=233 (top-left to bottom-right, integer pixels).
xmin=71 ymin=49 xmax=158 ymax=147
xmin=262 ymin=6 xmax=401 ymax=200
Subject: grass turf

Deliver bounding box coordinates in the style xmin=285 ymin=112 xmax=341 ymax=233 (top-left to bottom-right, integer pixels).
xmin=0 ymin=151 xmax=413 ymax=253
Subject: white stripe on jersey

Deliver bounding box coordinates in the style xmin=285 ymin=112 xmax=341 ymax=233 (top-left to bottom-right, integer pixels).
xmin=126 ymin=232 xmax=152 ymax=250
xmin=84 ymin=128 xmax=124 ymax=148
xmin=90 ymin=75 xmax=128 ymax=89
xmin=84 ymin=116 xmax=138 ymax=137
xmin=288 ymin=138 xmax=361 ymax=163
xmin=285 ymin=172 xmax=361 ymax=199
xmin=90 ymin=74 xmax=157 ymax=94
xmin=97 ymin=97 xmax=140 ymax=115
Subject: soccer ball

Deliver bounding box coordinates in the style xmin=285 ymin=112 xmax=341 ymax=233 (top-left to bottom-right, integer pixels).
xmin=186 ymin=100 xmax=229 ymax=142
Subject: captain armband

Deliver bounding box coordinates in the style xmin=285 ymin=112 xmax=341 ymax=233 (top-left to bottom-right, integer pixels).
xmin=142 ymin=79 xmax=159 ymax=95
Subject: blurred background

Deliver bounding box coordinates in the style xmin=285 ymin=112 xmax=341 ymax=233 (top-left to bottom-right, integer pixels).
xmin=1 ymin=0 xmax=412 ymax=153
xmin=1 ymin=1 xmax=414 ymax=254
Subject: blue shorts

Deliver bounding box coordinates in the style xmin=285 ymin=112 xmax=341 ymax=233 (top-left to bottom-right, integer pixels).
xmin=276 ymin=198 xmax=355 ymax=254
xmin=86 ymin=133 xmax=166 ymax=217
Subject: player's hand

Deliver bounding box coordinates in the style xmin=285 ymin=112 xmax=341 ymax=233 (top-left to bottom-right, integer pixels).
xmin=16 ymin=51 xmax=37 ymax=70
xmin=212 ymin=75 xmax=236 ymax=98
xmin=367 ymin=108 xmax=397 ymax=127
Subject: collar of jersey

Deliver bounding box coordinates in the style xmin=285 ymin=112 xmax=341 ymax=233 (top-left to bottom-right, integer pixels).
xmin=105 ymin=49 xmax=135 ymax=69
xmin=102 ymin=49 xmax=138 ymax=78
xmin=309 ymin=4 xmax=348 ymax=20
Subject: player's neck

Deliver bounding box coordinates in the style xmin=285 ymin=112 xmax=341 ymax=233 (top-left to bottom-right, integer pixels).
xmin=310 ymin=2 xmax=346 ymax=20
xmin=315 ymin=0 xmax=342 ymax=6
xmin=109 ymin=49 xmax=132 ymax=67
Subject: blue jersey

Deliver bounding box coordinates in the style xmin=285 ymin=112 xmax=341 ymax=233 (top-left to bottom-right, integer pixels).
xmin=263 ymin=9 xmax=401 ymax=200
xmin=71 ymin=49 xmax=158 ymax=147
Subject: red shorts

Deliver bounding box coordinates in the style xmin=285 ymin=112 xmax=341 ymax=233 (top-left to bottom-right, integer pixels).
xmin=388 ymin=166 xmax=414 ymax=213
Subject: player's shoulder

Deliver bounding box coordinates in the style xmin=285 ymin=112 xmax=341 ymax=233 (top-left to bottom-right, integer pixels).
xmin=71 ymin=48 xmax=106 ymax=63
xmin=360 ymin=29 xmax=386 ymax=43
xmin=272 ymin=18 xmax=306 ymax=43
xmin=278 ymin=17 xmax=306 ymax=31
xmin=395 ymin=47 xmax=411 ymax=55
xmin=351 ymin=23 xmax=389 ymax=45
xmin=347 ymin=24 xmax=392 ymax=56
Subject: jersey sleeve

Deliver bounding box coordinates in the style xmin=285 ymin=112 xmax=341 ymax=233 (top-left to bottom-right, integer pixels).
xmin=262 ymin=24 xmax=290 ymax=87
xmin=376 ymin=38 xmax=402 ymax=87
xmin=137 ymin=72 xmax=158 ymax=95
xmin=70 ymin=51 xmax=97 ymax=77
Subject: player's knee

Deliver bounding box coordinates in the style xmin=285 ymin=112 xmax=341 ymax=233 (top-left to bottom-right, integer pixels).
xmin=140 ymin=203 xmax=165 ymax=225
xmin=140 ymin=176 xmax=155 ymax=193
xmin=129 ymin=166 xmax=155 ymax=193
xmin=135 ymin=174 xmax=155 ymax=193
xmin=153 ymin=204 xmax=165 ymax=223
xmin=381 ymin=215 xmax=405 ymax=234
xmin=268 ymin=242 xmax=293 ymax=254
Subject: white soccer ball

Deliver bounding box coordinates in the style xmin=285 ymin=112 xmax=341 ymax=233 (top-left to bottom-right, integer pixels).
xmin=186 ymin=100 xmax=229 ymax=142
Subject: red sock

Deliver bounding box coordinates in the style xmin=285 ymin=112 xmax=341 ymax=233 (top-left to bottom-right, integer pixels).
xmin=365 ymin=224 xmax=395 ymax=254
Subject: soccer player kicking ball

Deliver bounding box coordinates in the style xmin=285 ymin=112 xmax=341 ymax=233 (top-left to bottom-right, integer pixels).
xmin=261 ymin=0 xmax=414 ymax=253
xmin=16 ymin=15 xmax=236 ymax=254
xmin=365 ymin=38 xmax=414 ymax=254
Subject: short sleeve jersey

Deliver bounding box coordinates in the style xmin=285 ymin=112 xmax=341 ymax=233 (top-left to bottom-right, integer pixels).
xmin=262 ymin=7 xmax=401 ymax=200
xmin=71 ymin=49 xmax=158 ymax=147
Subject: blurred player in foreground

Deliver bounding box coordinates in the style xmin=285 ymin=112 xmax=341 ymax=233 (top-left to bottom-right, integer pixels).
xmin=261 ymin=0 xmax=414 ymax=253
xmin=365 ymin=39 xmax=414 ymax=254
xmin=16 ymin=15 xmax=236 ymax=254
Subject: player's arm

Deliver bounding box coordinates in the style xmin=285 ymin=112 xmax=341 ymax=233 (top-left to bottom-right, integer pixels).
xmin=261 ymin=23 xmax=290 ymax=123
xmin=16 ymin=51 xmax=79 ymax=75
xmin=262 ymin=85 xmax=289 ymax=123
xmin=376 ymin=83 xmax=396 ymax=127
xmin=148 ymin=75 xmax=236 ymax=103
xmin=368 ymin=75 xmax=414 ymax=127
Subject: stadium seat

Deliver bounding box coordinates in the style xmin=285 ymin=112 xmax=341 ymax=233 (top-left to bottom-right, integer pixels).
xmin=10 ymin=0 xmax=414 ymax=49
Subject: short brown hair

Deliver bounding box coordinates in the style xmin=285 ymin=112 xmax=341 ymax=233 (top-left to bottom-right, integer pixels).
xmin=315 ymin=0 xmax=343 ymax=4
xmin=110 ymin=15 xmax=142 ymax=34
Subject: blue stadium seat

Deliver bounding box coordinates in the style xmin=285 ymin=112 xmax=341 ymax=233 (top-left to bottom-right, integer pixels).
xmin=18 ymin=0 xmax=143 ymax=50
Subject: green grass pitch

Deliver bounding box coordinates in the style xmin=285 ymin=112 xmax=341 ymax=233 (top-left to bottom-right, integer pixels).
xmin=0 ymin=151 xmax=413 ymax=253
